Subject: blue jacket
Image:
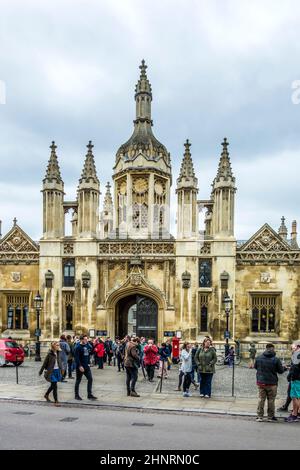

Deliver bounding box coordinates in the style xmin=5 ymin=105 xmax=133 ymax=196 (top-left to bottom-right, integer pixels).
xmin=75 ymin=343 xmax=91 ymax=369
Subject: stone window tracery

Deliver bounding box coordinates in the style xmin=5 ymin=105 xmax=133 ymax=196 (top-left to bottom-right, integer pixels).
xmin=6 ymin=294 xmax=29 ymax=330
xmin=251 ymin=295 xmax=277 ymax=333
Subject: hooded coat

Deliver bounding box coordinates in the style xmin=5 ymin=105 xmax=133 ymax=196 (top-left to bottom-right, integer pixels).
xmin=254 ymin=349 xmax=285 ymax=385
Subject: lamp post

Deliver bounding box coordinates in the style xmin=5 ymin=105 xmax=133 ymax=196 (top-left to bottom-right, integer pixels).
xmin=33 ymin=292 xmax=43 ymax=362
xmin=223 ymin=293 xmax=232 ymax=359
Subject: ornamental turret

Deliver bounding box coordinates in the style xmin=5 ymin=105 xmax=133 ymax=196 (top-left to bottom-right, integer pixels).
xmin=211 ymin=138 xmax=236 ymax=237
xmin=176 ymin=140 xmax=198 ymax=239
xmin=77 ymin=141 xmax=100 ymax=238
xmin=42 ymin=141 xmax=65 ymax=238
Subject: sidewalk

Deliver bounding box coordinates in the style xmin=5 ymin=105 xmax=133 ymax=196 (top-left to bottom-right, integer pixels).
xmin=0 ymin=361 xmax=289 ymax=418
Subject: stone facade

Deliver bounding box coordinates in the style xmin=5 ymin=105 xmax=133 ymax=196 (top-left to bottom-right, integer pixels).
xmin=0 ymin=62 xmax=299 ymax=348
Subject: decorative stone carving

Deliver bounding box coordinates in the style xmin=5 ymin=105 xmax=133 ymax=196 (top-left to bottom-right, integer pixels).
xmin=130 ymin=273 xmax=142 ymax=286
xmin=98 ymin=241 xmax=175 ymax=256
xmin=63 ymin=243 xmax=74 ymax=255
xmin=200 ymin=244 xmax=211 ymax=255
xmin=11 ymin=272 xmax=21 ymax=282
xmin=182 ymin=271 xmax=191 ymax=288
xmin=260 ymin=272 xmax=271 ymax=283
xmin=0 ymin=226 xmax=39 ymax=264
xmin=237 ymin=223 xmax=300 ymax=265
xmin=82 ymin=270 xmax=91 ymax=288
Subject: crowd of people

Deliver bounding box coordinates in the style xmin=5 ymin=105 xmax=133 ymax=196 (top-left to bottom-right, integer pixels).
xmin=37 ymin=333 xmax=300 ymax=423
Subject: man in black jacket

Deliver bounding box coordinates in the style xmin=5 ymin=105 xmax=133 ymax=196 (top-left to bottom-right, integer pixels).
xmin=254 ymin=343 xmax=285 ymax=422
xmin=74 ymin=335 xmax=97 ymax=401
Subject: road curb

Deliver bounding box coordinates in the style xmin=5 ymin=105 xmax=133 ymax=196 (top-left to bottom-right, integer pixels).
xmin=0 ymin=396 xmax=261 ymax=418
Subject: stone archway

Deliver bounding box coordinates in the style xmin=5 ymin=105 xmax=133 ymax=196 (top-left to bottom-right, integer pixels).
xmin=105 ymin=282 xmax=166 ymax=341
xmin=115 ymin=294 xmax=158 ymax=341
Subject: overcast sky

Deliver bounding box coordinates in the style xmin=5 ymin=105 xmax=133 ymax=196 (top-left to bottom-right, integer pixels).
xmin=0 ymin=0 xmax=300 ymax=241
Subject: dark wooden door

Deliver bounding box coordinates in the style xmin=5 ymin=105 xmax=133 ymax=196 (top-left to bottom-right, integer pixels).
xmin=136 ymin=295 xmax=158 ymax=341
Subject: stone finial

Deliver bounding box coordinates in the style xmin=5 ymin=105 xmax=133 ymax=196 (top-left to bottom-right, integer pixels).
xmin=13 ymin=217 xmax=17 ymax=226
xmin=291 ymin=220 xmax=299 ymax=249
xmin=79 ymin=140 xmax=99 ymax=184
xmin=177 ymin=139 xmax=198 ymax=188
xmin=214 ymin=137 xmax=234 ymax=182
xmin=278 ymin=216 xmax=288 ymax=240
xmin=103 ymin=182 xmax=113 ymax=213
xmin=44 ymin=141 xmax=63 ymax=182
xmin=139 ymin=59 xmax=148 ymax=78
xmin=135 ymin=59 xmax=152 ymax=104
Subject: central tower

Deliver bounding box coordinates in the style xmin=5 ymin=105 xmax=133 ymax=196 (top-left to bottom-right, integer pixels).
xmin=113 ymin=61 xmax=172 ymax=239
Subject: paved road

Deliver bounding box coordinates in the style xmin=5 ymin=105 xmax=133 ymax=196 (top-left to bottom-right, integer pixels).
xmin=0 ymin=401 xmax=299 ymax=450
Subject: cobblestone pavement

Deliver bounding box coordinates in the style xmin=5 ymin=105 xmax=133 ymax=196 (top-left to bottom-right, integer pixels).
xmin=0 ymin=358 xmax=288 ymax=398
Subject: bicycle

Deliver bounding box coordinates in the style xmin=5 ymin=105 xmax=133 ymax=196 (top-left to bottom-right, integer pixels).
xmin=216 ymin=352 xmax=241 ymax=366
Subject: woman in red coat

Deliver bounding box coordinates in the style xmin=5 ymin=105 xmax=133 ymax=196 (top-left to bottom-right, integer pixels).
xmin=143 ymin=340 xmax=158 ymax=382
xmin=94 ymin=339 xmax=105 ymax=369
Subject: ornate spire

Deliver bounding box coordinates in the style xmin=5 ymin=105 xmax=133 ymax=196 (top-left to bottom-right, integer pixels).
xmin=278 ymin=216 xmax=288 ymax=240
xmin=79 ymin=141 xmax=99 ymax=184
xmin=215 ymin=138 xmax=234 ymax=182
xmin=134 ymin=59 xmax=153 ymax=124
xmin=115 ymin=61 xmax=171 ymax=171
xmin=44 ymin=141 xmax=62 ymax=182
xmin=103 ymin=182 xmax=113 ymax=213
xmin=179 ymin=140 xmax=195 ymax=178
xmin=176 ymin=139 xmax=198 ymax=189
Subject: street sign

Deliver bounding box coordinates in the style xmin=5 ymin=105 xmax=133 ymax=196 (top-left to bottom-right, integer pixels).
xmin=224 ymin=331 xmax=231 ymax=339
xmin=96 ymin=330 xmax=107 ymax=337
xmin=164 ymin=331 xmax=175 ymax=337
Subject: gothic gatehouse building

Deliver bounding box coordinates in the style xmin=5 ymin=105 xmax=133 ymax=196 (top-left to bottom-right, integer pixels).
xmin=0 ymin=61 xmax=299 ymax=353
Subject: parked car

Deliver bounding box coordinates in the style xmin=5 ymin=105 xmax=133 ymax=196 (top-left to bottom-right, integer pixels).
xmin=0 ymin=339 xmax=25 ymax=366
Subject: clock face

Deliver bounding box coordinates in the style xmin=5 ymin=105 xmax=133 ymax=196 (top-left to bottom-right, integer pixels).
xmin=134 ymin=178 xmax=148 ymax=194
xmin=154 ymin=181 xmax=164 ymax=196
xmin=119 ymin=181 xmax=127 ymax=195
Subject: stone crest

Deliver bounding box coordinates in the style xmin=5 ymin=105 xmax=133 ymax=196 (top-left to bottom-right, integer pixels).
xmin=11 ymin=272 xmax=21 ymax=282
xmin=130 ymin=273 xmax=142 ymax=286
xmin=260 ymin=272 xmax=271 ymax=283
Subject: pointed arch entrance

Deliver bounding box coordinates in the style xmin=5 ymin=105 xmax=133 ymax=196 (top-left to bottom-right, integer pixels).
xmin=115 ymin=294 xmax=158 ymax=341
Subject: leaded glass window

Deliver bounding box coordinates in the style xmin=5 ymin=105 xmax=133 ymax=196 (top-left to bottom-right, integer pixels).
xmin=251 ymin=295 xmax=277 ymax=333
xmin=6 ymin=295 xmax=29 ymax=330
xmin=63 ymin=259 xmax=75 ymax=287
xmin=199 ymin=259 xmax=212 ymax=287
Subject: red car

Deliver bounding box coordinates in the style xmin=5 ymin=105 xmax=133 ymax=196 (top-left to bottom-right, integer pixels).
xmin=0 ymin=338 xmax=25 ymax=366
